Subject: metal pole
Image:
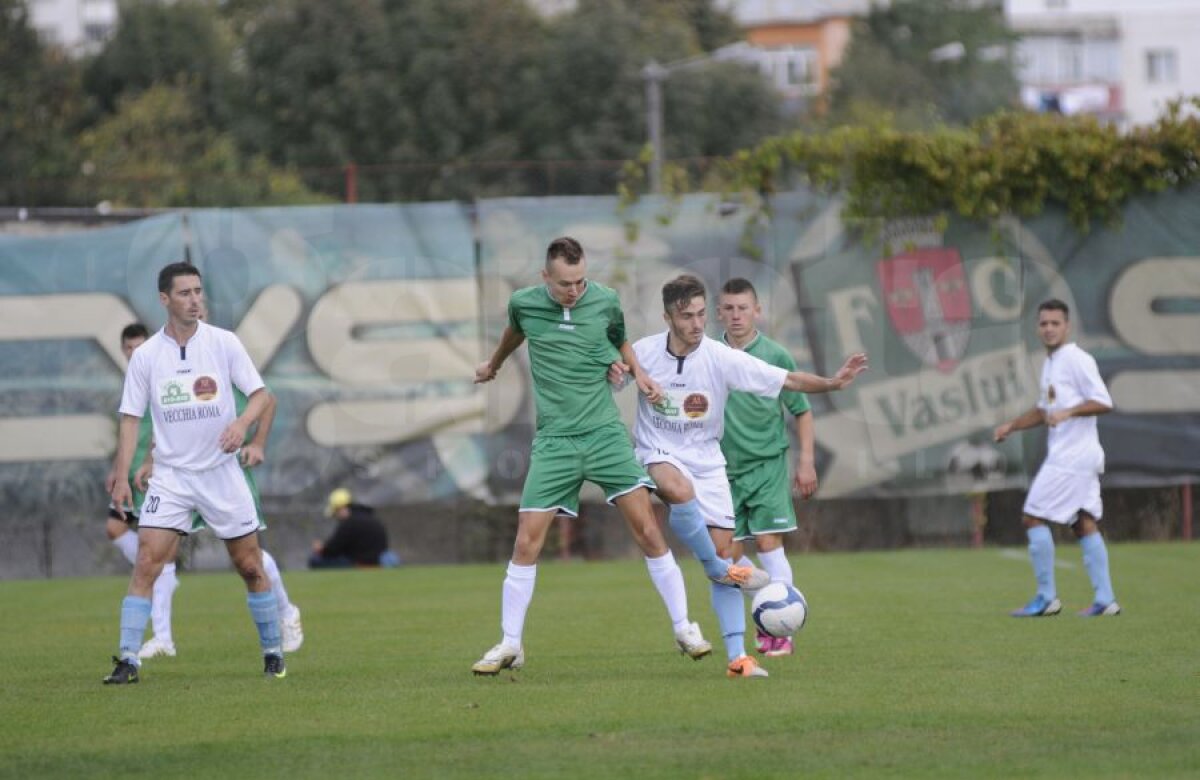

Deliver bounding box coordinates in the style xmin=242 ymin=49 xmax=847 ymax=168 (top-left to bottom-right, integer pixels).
xmin=1183 ymin=482 xmax=1193 ymax=541
xmin=642 ymin=61 xmax=666 ymax=194
xmin=344 ymin=162 xmax=358 ymax=204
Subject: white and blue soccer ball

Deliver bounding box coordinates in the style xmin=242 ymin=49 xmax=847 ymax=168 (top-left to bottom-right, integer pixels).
xmin=751 ymin=582 xmax=808 ymax=638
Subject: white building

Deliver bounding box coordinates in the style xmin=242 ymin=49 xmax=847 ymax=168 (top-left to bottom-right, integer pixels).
xmin=1007 ymin=0 xmax=1200 ymax=126
xmin=25 ymin=0 xmax=118 ymax=55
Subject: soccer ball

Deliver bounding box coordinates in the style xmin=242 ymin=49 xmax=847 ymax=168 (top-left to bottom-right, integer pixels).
xmin=751 ymin=582 xmax=808 ymax=638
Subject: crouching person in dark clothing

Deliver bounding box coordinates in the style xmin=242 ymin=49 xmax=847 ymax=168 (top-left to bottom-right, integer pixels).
xmin=309 ymin=488 xmax=394 ymax=568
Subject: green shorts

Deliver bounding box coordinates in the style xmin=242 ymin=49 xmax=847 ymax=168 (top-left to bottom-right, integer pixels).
xmin=191 ymin=465 xmax=267 ymax=533
xmin=520 ymin=422 xmax=654 ymax=517
xmin=729 ymin=452 xmax=796 ymax=541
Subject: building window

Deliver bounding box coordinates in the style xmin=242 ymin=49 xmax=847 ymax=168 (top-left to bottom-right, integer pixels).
xmin=1146 ymin=49 xmax=1178 ymax=84
xmin=763 ymin=46 xmax=818 ymax=94
xmin=84 ymin=23 xmax=112 ymax=43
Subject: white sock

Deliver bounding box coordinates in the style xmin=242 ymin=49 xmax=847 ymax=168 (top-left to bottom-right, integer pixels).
xmin=150 ymin=562 xmax=177 ymax=642
xmin=261 ymin=550 xmax=294 ymax=615
xmin=644 ymin=550 xmax=690 ymax=632
xmin=758 ymin=547 xmax=793 ymax=585
xmin=112 ymin=531 xmax=138 ymax=566
xmin=501 ymin=561 xmax=536 ymax=648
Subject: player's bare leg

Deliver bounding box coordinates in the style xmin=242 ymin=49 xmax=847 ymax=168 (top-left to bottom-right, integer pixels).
xmin=104 ymin=527 xmax=177 ymax=684
xmin=226 ymin=533 xmax=285 ymax=677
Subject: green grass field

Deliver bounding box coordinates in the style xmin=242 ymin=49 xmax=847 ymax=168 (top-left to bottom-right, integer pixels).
xmin=2 ymin=543 xmax=1197 ymax=779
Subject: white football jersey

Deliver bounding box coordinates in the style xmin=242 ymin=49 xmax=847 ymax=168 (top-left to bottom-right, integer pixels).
xmin=633 ymin=332 xmax=786 ymax=471
xmin=119 ymin=321 xmax=265 ymax=471
xmin=1036 ymin=342 xmax=1112 ymax=473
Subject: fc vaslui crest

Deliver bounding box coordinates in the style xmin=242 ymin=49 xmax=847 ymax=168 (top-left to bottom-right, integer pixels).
xmin=877 ymin=247 xmax=972 ymax=373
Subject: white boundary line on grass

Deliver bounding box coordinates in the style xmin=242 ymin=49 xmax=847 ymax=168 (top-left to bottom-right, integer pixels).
xmin=998 ymin=548 xmax=1077 ymax=569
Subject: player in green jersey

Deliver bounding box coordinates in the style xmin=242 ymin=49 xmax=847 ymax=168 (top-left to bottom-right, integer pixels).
xmin=471 ymin=237 xmax=755 ymax=675
xmin=718 ymin=278 xmax=817 ymax=657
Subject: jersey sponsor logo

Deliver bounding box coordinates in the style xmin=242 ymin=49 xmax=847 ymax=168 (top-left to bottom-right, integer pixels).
xmin=160 ymin=380 xmax=191 ymax=405
xmin=557 ymin=323 xmax=576 ymax=331
xmin=650 ymin=416 xmax=705 ymax=434
xmin=162 ymin=405 xmax=224 ymax=423
xmin=193 ymin=375 xmax=219 ymax=401
xmin=682 ymin=393 xmax=710 ymax=419
xmin=652 ymin=396 xmax=681 ymax=417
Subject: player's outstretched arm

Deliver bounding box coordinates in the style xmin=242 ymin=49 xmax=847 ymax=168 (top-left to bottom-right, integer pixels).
xmin=475 ymin=326 xmax=525 ymax=384
xmin=783 ymin=352 xmax=868 ymax=393
xmin=994 ymin=406 xmax=1045 ymax=441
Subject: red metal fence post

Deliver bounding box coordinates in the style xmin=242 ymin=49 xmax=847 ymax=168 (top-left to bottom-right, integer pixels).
xmin=345 ymin=162 xmax=358 ymax=204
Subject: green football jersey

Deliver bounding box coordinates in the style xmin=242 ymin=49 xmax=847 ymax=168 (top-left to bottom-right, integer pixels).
xmin=128 ymin=414 xmax=154 ymax=508
xmin=720 ymin=332 xmax=811 ymax=475
xmin=507 ymin=281 xmax=626 ymax=436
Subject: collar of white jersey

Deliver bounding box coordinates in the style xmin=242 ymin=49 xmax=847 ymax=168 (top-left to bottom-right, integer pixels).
xmin=159 ymin=319 xmax=210 ymax=348
xmin=1047 ymin=341 xmax=1078 ymax=359
xmin=664 ymin=330 xmax=709 ymax=360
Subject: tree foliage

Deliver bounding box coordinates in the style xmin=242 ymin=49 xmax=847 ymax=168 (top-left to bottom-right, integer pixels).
xmin=84 ymin=0 xmax=238 ymax=127
xmin=0 ymin=0 xmax=87 ymax=203
xmin=828 ymin=0 xmax=1019 ymax=128
xmin=75 ymin=85 xmax=325 ymax=208
xmin=3 ymin=0 xmax=780 ymax=205
xmin=235 ymin=0 xmax=781 ymax=199
xmin=717 ymin=101 xmax=1200 ymax=232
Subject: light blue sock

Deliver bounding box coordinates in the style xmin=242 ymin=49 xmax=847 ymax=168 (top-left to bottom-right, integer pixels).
xmin=119 ymin=595 xmax=152 ymax=662
xmin=668 ymin=500 xmax=727 ymax=580
xmin=1027 ymin=525 xmax=1056 ymax=600
xmin=247 ymin=591 xmax=282 ymax=656
xmin=1079 ymin=532 xmax=1115 ymax=605
xmin=710 ymin=582 xmax=746 ymax=662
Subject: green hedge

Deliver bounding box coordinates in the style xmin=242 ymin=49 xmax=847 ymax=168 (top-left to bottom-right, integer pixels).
xmin=629 ymin=100 xmax=1200 ymax=233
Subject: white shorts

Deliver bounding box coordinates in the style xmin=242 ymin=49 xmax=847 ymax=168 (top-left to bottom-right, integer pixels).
xmin=638 ymin=451 xmax=735 ymax=530
xmin=138 ymin=459 xmax=261 ymax=540
xmin=1023 ymin=462 xmax=1103 ymax=525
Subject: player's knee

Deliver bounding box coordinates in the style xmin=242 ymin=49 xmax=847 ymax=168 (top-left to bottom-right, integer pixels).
xmin=655 ymin=480 xmax=693 ymax=504
xmin=235 ymin=563 xmax=266 ymax=586
xmin=512 ymin=531 xmax=545 ymax=562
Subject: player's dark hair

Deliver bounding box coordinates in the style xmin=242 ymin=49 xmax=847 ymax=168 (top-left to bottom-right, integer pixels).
xmin=546 ymin=237 xmax=584 ymax=268
xmin=1038 ymin=298 xmax=1070 ymax=319
xmin=158 ymin=262 xmax=201 ymax=294
xmin=120 ymin=323 xmax=149 ymax=343
xmin=663 ymin=274 xmax=707 ymax=312
xmin=721 ymin=277 xmax=758 ymax=300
